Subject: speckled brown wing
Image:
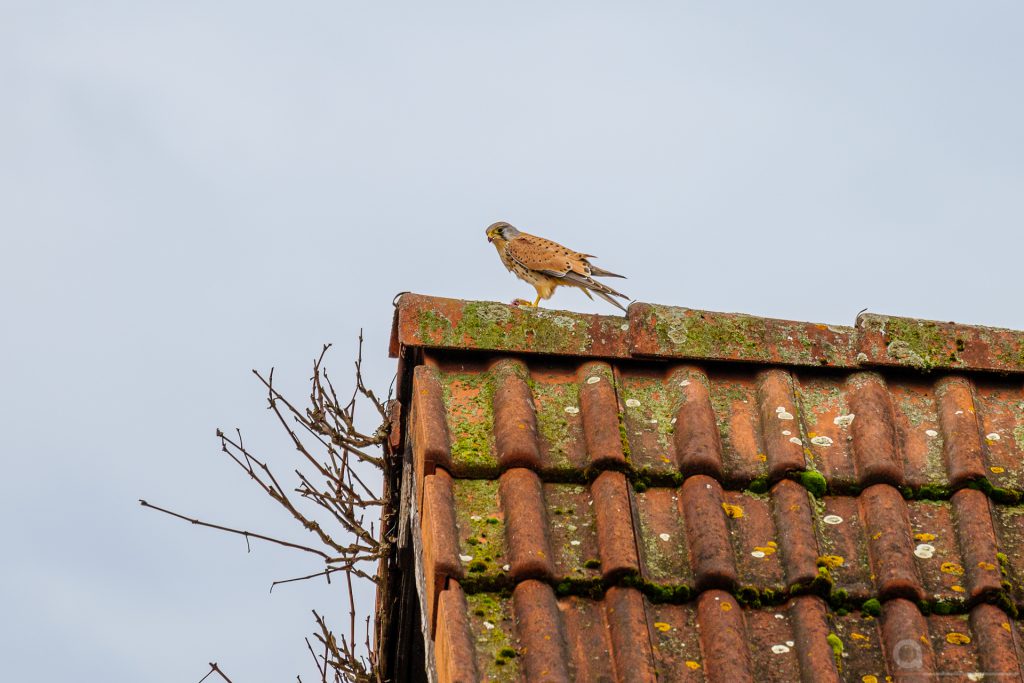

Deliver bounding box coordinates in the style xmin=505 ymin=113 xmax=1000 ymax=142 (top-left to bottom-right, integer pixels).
xmin=504 ymin=233 xmax=590 ymax=278
xmin=505 ymin=232 xmax=629 ymax=312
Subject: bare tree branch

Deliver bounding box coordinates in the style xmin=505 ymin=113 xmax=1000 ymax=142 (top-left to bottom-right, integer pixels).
xmin=143 ymin=333 xmax=392 ymax=682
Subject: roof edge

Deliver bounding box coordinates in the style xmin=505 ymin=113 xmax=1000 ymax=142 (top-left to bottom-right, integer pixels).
xmin=391 ymin=293 xmax=1024 ymax=375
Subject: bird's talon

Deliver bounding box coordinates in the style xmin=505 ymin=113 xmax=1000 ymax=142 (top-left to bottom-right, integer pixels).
xmin=511 ymin=298 xmax=533 ymax=307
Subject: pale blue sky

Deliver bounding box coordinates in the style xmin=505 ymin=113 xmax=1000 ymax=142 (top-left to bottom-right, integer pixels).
xmin=2 ymin=2 xmax=1023 ymax=680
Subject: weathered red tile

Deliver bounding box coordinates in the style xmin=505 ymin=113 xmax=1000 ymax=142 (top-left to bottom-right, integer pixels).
xmin=723 ymin=489 xmax=786 ymax=599
xmin=857 ymin=312 xmax=1024 ymax=374
xmin=888 ymin=378 xmax=945 ymax=491
xmin=795 ymin=374 xmax=857 ymax=491
xmin=634 ymin=487 xmax=692 ymax=590
xmin=770 ymin=480 xmax=820 ymax=590
xmin=707 ymin=374 xmax=765 ymax=487
xmin=490 ymin=359 xmax=542 ymax=470
xmin=395 ymin=293 xmax=630 ymax=358
xmin=528 ymin=364 xmax=589 ymax=477
xmin=464 ymin=590 xmax=520 ymax=681
xmin=950 ymin=488 xmax=1002 ymax=602
xmin=814 ymin=496 xmax=874 ymax=601
xmin=695 ymin=590 xmax=755 ymax=683
xmin=559 ymin=595 xmax=614 ymax=680
xmin=644 ymin=602 xmax=704 ymax=681
xmin=592 ymin=470 xmax=640 ymax=581
xmin=829 ymin=609 xmax=888 ymax=681
xmin=879 ymin=598 xmax=936 ymax=682
xmin=512 ymin=580 xmax=572 ymax=682
xmin=972 ymin=379 xmax=1024 ymax=494
xmin=757 ymin=369 xmax=808 ymax=480
xmin=543 ymin=482 xmax=603 ymax=583
xmin=451 ymin=478 xmax=507 ymax=589
xmin=861 ymin=484 xmax=925 ymax=602
xmin=681 ymin=475 xmax=738 ymax=591
xmin=434 ymin=580 xmax=479 ymax=683
xmin=498 ymin=468 xmax=554 ymax=582
xmin=969 ymin=603 xmax=1022 ymax=678
xmin=628 ymin=303 xmax=857 ymax=367
xmin=906 ymin=499 xmax=970 ymax=605
xmin=991 ymin=505 xmax=1024 ymax=611
xmin=579 ymin=361 xmax=627 ymax=470
xmin=618 ymin=365 xmax=681 ymax=478
xmin=421 ymin=469 xmax=461 ymax=636
xmin=604 ymin=586 xmax=657 ymax=682
xmin=671 ymin=366 xmax=725 ymax=478
xmin=847 ymin=373 xmax=904 ymax=487
xmin=412 ymin=365 xmax=452 ymax=494
xmin=937 ymin=377 xmax=987 ymax=488
xmin=437 ymin=361 xmax=498 ymax=477
xmin=787 ymin=596 xmax=841 ymax=683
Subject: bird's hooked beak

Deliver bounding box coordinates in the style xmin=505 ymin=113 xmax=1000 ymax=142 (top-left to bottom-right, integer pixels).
xmin=487 ymin=235 xmax=493 ymax=243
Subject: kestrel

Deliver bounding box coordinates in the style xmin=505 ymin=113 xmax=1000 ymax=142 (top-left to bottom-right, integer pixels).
xmin=485 ymin=221 xmax=630 ymax=312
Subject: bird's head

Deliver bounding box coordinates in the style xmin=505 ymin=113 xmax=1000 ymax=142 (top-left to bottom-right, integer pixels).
xmin=486 ymin=221 xmax=519 ymax=244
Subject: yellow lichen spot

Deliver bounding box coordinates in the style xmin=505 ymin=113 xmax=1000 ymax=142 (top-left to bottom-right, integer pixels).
xmin=951 ymin=585 xmax=965 ymax=592
xmin=862 ymin=676 xmax=879 ymax=683
xmin=1002 ymin=622 xmax=1012 ymax=633
xmin=654 ymin=622 xmax=671 ymax=632
xmin=758 ymin=453 xmax=767 ymax=462
xmin=809 ymin=432 xmax=818 ymax=439
xmin=914 ymin=532 xmax=936 ymax=542
xmin=722 ymin=503 xmax=744 ymax=519
xmin=661 ymin=456 xmax=671 ymax=464
xmin=990 ymin=466 xmax=1005 ymax=474
xmin=767 ymin=541 xmax=778 ymax=548
xmin=920 ymin=635 xmax=929 ymax=645
xmin=986 ymin=438 xmax=997 ymax=446
xmin=872 ymin=532 xmax=883 ymax=540
xmin=940 ymin=562 xmax=964 ymax=576
xmin=818 ymin=555 xmax=845 ymax=569
xmin=851 ymin=633 xmax=870 ymax=642
xmin=721 ymin=601 xmax=732 ymax=612
xmin=754 ymin=545 xmax=777 ymax=556
xmin=685 ymin=661 xmax=701 ymax=671
xmin=946 ymin=632 xmax=971 ymax=645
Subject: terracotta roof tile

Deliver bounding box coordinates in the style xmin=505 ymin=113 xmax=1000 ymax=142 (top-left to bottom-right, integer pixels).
xmin=387 ymin=295 xmax=1024 ymax=681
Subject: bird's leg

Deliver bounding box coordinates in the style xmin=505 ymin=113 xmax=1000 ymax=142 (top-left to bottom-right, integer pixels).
xmin=532 ymin=295 xmax=541 ymax=307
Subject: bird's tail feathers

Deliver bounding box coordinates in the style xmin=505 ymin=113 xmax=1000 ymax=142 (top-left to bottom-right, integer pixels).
xmin=594 ymin=289 xmax=628 ymax=313
xmin=589 ymin=265 xmax=626 ymax=279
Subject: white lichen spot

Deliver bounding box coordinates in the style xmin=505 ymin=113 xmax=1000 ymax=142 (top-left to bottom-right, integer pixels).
xmin=625 ymin=398 xmax=641 ymax=408
xmin=834 ymin=414 xmax=856 ymax=428
xmin=679 ymin=379 xmax=691 ymax=387
xmin=751 ymin=550 xmax=767 ymax=559
xmin=659 ymin=533 xmax=671 ymax=542
xmin=782 ymin=430 xmax=792 ymax=436
xmin=564 ymin=406 xmax=580 ymax=415
xmin=551 ymin=315 xmax=578 ymax=330
xmin=786 ymin=641 xmax=794 ymax=647
xmin=470 ymin=515 xmax=482 ymax=522
xmin=459 ymin=554 xmax=473 ymax=563
xmin=771 ymin=644 xmax=791 ymax=654
xmin=789 ymin=437 xmax=803 ymax=445
xmin=483 ymin=621 xmax=495 ymax=630
xmin=777 ymin=410 xmax=795 ymax=421
xmin=987 ymin=433 xmax=1001 ymax=441
xmin=586 ymin=376 xmax=601 ymax=385
xmin=915 ymin=544 xmax=936 ymax=559
xmin=955 ymin=410 xmax=964 ymax=415
xmin=774 ymin=614 xmax=785 ymax=620
xmin=856 ymin=352 xmax=869 ymax=363
xmin=570 ymin=540 xmax=581 ymax=546
xmin=671 ymin=417 xmax=678 ymax=424
xmin=967 ymin=673 xmax=985 ymax=681
xmin=811 ymin=436 xmax=834 ymax=447
xmin=925 ymin=429 xmax=938 ymax=438
xmin=649 ymin=419 xmax=659 ymax=424
xmin=620 ymin=323 xmax=629 ymax=331
xmin=823 ymin=515 xmax=844 ymax=525
xmin=502 ymin=564 xmax=511 ymax=571
xmin=566 ymin=524 xmax=577 ymax=532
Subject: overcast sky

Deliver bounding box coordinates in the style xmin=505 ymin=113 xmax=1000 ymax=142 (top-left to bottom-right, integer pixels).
xmin=3 ymin=2 xmax=1023 ymax=680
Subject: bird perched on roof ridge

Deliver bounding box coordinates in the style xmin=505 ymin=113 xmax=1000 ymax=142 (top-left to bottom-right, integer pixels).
xmin=485 ymin=221 xmax=630 ymax=313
